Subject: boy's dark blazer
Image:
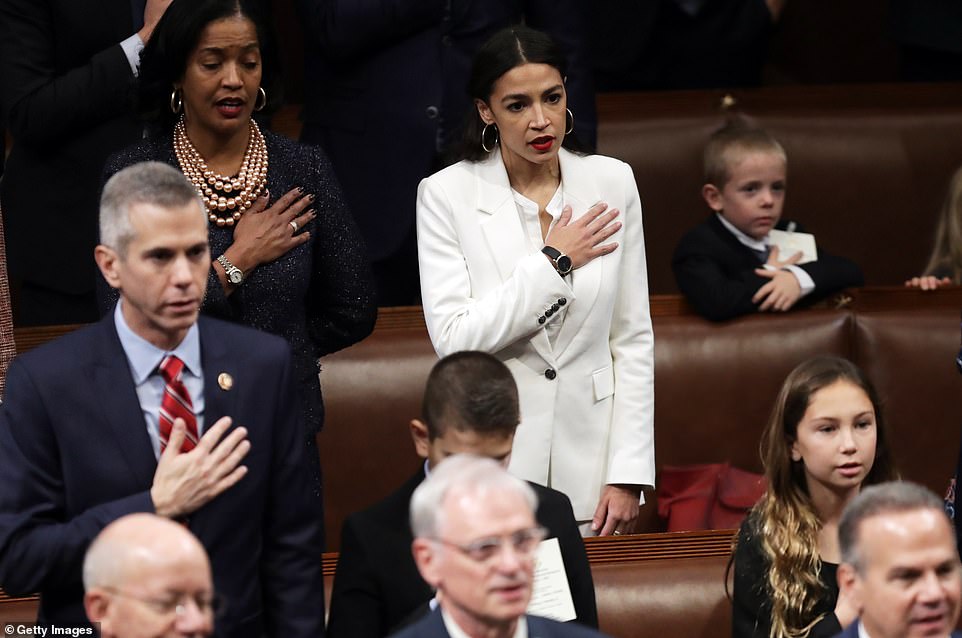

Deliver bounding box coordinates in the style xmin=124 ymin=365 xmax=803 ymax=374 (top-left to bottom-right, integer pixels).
xmin=388 ymin=606 xmax=609 ymax=638
xmin=0 ymin=312 xmax=326 ymax=637
xmin=326 ymin=468 xmax=598 ymax=638
xmin=672 ymin=214 xmax=863 ymax=322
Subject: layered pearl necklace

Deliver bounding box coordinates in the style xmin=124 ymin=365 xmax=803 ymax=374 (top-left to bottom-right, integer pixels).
xmin=173 ymin=115 xmax=269 ymax=227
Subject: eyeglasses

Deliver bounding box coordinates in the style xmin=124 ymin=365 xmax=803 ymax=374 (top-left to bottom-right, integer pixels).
xmin=101 ymin=587 xmax=225 ymax=618
xmin=434 ymin=526 xmax=548 ymax=564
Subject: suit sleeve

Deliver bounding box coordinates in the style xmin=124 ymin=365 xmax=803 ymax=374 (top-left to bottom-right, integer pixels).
xmin=295 ymin=0 xmax=445 ymax=61
xmin=0 ymin=359 xmax=154 ymax=595
xmin=416 ymin=173 xmax=574 ymax=357
xmin=326 ymin=516 xmax=388 ymax=638
xmin=261 ymin=347 xmax=327 ymax=637
xmin=672 ymin=231 xmax=768 ymax=322
xmin=524 ymin=0 xmax=598 ymax=149
xmin=798 ymin=249 xmax=864 ymax=295
xmin=304 ymin=145 xmax=378 ymax=357
xmin=0 ymin=0 xmax=135 ymax=145
xmin=605 ymin=163 xmax=655 ymax=488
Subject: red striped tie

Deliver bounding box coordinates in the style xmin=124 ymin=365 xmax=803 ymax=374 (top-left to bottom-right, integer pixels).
xmin=158 ymin=355 xmax=198 ymax=452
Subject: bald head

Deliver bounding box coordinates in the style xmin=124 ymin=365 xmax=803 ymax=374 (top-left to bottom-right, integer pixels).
xmin=84 ymin=514 xmax=214 ymax=638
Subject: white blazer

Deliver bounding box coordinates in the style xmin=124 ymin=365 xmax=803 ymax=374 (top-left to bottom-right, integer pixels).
xmin=416 ymin=148 xmax=655 ymax=519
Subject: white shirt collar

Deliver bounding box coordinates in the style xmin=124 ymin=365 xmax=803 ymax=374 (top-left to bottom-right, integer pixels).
xmin=715 ymin=212 xmax=768 ymax=252
xmin=113 ymin=300 xmax=201 ymax=384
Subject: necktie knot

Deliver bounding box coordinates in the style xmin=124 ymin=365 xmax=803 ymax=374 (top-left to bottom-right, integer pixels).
xmin=160 ymin=355 xmax=185 ymax=384
xmin=753 ymin=245 xmax=771 ymax=263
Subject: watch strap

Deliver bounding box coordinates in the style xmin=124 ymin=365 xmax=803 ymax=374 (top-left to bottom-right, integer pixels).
xmin=541 ymin=246 xmax=562 ymax=261
xmin=541 ymin=245 xmax=572 ymax=275
xmin=217 ymin=254 xmax=244 ymax=284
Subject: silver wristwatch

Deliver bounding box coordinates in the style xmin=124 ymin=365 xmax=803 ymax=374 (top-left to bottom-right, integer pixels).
xmin=217 ymin=254 xmax=245 ymax=285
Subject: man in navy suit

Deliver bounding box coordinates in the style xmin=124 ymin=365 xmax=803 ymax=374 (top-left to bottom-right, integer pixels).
xmin=326 ymin=351 xmax=597 ymax=637
xmin=388 ymin=454 xmax=608 ymax=638
xmin=834 ymin=482 xmax=962 ymax=638
xmin=0 ymin=162 xmax=325 ymax=636
xmin=295 ymin=0 xmax=596 ymax=307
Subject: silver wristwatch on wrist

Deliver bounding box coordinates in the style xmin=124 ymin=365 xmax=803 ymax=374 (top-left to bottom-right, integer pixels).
xmin=217 ymin=254 xmax=245 ymax=285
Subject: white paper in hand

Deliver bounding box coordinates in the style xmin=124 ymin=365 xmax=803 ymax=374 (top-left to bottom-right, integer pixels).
xmin=526 ymin=537 xmax=576 ymax=622
xmin=768 ymin=229 xmax=817 ymax=264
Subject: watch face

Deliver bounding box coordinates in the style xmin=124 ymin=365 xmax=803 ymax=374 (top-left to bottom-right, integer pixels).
xmin=557 ymin=255 xmax=573 ymax=274
xmin=228 ymin=270 xmax=244 ymax=284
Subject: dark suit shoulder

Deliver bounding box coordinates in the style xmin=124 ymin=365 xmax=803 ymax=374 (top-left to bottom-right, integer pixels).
xmin=10 ymin=316 xmax=118 ymax=376
xmin=345 ymin=470 xmax=422 ymax=535
xmin=196 ymin=316 xmax=294 ymax=374
xmin=673 ymin=215 xmax=742 ymax=257
xmin=530 ymin=482 xmax=576 ymax=523
xmin=527 ymin=614 xmax=610 ymax=636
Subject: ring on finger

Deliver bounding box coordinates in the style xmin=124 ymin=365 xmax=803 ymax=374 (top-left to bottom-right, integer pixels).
xmin=613 ymin=530 xmax=622 ymax=536
xmin=290 ymin=220 xmax=298 ymax=233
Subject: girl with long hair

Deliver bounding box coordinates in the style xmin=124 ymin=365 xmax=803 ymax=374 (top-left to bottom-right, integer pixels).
xmin=732 ymin=356 xmax=897 ymax=638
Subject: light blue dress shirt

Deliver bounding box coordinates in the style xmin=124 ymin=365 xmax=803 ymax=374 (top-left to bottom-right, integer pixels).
xmin=113 ymin=302 xmax=205 ymax=459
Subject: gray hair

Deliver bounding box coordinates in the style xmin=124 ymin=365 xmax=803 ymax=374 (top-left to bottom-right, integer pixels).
xmin=83 ymin=534 xmax=122 ymax=590
xmin=410 ymin=454 xmax=538 ymax=539
xmin=839 ymin=481 xmax=950 ymax=573
xmin=100 ymin=162 xmax=204 ymax=257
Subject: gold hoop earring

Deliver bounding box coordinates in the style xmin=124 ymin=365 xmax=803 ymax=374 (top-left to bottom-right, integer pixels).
xmin=481 ymin=123 xmax=499 ymax=153
xmin=565 ymin=108 xmax=574 ymax=135
xmin=254 ymin=87 xmax=267 ymax=112
xmin=170 ymin=88 xmax=183 ymax=114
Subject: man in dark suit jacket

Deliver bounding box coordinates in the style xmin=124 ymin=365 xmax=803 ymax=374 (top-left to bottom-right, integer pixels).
xmin=326 ymin=351 xmax=597 ymax=638
xmin=833 ymin=482 xmax=962 ymax=638
xmin=388 ymin=455 xmax=607 ymax=638
xmin=0 ymin=0 xmax=171 ymax=326
xmin=0 ymin=163 xmax=325 ymax=636
xmin=295 ymin=0 xmax=597 ymax=306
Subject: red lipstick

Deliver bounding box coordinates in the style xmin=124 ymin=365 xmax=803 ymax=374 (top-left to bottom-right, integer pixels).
xmin=530 ymin=136 xmax=554 ymax=152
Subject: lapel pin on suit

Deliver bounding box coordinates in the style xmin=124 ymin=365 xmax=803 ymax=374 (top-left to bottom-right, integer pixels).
xmin=217 ymin=372 xmax=234 ymax=391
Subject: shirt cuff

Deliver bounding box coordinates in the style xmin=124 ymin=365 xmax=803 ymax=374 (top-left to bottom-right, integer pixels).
xmin=120 ymin=34 xmax=145 ymax=77
xmin=784 ymin=265 xmax=815 ymax=297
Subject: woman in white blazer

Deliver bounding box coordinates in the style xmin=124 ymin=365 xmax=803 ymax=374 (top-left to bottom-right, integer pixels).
xmin=416 ymin=26 xmax=654 ymax=535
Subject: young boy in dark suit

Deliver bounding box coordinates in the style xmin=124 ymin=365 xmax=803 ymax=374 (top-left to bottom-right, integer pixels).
xmin=672 ymin=122 xmax=863 ymax=321
xmin=325 ymin=351 xmax=597 ymax=638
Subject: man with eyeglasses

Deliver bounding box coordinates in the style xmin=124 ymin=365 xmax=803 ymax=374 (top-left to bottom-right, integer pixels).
xmin=325 ymin=351 xmax=596 ymax=637
xmin=392 ymin=454 xmax=607 ymax=638
xmin=84 ymin=513 xmax=215 ymax=638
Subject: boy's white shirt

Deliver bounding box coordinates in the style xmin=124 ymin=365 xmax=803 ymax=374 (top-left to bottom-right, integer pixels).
xmin=715 ymin=213 xmax=815 ymax=297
